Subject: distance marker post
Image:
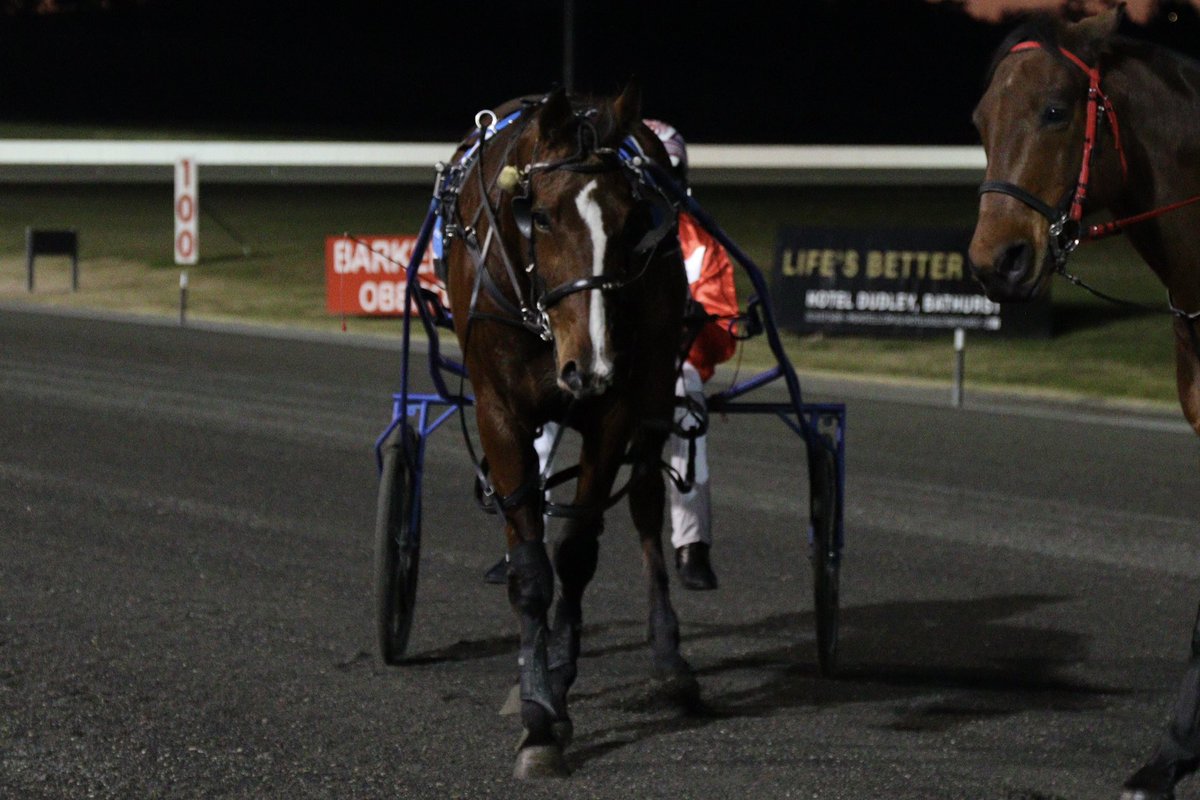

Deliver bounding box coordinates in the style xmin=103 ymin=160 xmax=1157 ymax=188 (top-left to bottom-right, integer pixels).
xmin=951 ymin=327 xmax=965 ymax=407
xmin=180 ymin=270 xmax=189 ymax=326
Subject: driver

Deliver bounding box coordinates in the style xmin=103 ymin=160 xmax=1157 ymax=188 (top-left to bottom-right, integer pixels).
xmin=643 ymin=118 xmax=739 ymax=590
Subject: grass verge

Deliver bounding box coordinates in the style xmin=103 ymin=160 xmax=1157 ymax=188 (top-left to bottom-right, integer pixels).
xmin=0 ymin=182 xmax=1180 ymax=406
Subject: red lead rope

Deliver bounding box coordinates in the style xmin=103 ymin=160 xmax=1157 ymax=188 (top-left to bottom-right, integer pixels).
xmin=1085 ymin=195 xmax=1200 ymax=241
xmin=1010 ymin=40 xmax=1200 ymax=242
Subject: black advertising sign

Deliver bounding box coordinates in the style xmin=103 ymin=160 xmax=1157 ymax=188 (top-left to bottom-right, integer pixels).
xmin=771 ymin=227 xmax=1052 ymax=337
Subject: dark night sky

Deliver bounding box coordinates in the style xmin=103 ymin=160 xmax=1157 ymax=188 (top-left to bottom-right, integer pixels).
xmin=0 ymin=0 xmax=1046 ymax=143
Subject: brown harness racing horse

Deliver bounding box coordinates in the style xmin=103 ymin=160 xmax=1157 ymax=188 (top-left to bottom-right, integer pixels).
xmin=442 ymin=86 xmax=692 ymax=778
xmin=969 ymin=10 xmax=1200 ymax=800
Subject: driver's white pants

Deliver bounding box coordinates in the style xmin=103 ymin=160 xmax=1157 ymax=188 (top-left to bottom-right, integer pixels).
xmin=668 ymin=361 xmax=711 ymax=550
xmin=533 ymin=360 xmax=712 ymax=551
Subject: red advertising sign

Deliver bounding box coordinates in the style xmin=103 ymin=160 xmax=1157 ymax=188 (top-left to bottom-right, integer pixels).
xmin=325 ymin=235 xmax=449 ymax=316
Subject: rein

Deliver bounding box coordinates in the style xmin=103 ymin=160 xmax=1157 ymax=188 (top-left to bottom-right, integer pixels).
xmin=979 ymin=40 xmax=1200 ymax=267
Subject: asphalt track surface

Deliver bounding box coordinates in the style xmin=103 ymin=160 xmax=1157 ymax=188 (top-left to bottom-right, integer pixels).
xmin=5 ymin=304 xmax=1200 ymax=799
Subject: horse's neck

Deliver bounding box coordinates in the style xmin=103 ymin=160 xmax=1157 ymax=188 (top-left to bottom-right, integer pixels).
xmin=1109 ymin=46 xmax=1200 ymax=307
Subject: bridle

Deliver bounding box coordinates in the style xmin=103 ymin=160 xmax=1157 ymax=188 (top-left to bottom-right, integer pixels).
xmin=979 ymin=40 xmax=1200 ymax=270
xmin=512 ymin=124 xmax=675 ymax=316
xmin=444 ymin=101 xmax=676 ymax=343
xmin=978 ymin=40 xmax=1130 ymax=268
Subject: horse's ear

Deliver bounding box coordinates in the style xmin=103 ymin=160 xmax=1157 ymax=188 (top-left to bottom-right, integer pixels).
xmin=1066 ymin=7 xmax=1121 ymax=60
xmin=537 ymin=88 xmax=574 ymax=144
xmin=1078 ymin=6 xmax=1121 ymax=37
xmin=612 ymin=81 xmax=642 ymax=133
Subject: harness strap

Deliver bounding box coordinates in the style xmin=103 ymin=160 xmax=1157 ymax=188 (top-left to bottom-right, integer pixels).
xmin=470 ymin=248 xmax=549 ymax=336
xmin=473 ymin=127 xmax=540 ymax=325
xmin=977 ymin=179 xmax=1062 ymax=222
xmin=538 ymin=275 xmax=621 ymax=310
xmin=474 ymin=393 xmax=710 ymax=520
xmin=473 ymin=447 xmax=649 ymax=520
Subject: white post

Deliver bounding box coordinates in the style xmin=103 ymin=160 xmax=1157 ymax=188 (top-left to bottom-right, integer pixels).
xmin=952 ymin=327 xmax=965 ymax=408
xmin=174 ymin=157 xmax=198 ymax=265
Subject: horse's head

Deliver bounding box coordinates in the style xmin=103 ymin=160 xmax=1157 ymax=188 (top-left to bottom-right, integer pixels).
xmin=968 ymin=11 xmax=1122 ymax=301
xmin=502 ymin=85 xmax=667 ymax=400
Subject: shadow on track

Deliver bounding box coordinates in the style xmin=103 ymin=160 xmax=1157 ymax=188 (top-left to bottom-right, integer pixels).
xmin=565 ymin=593 xmax=1128 ymax=769
xmin=394 ymin=593 xmax=1127 ymax=771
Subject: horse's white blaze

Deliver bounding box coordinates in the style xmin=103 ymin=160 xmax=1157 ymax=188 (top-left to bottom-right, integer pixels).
xmin=574 ymin=179 xmax=612 ymax=378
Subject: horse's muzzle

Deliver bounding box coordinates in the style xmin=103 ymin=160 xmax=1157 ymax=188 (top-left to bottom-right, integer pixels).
xmin=558 ymin=360 xmax=611 ymax=399
xmin=969 ymin=241 xmax=1040 ymax=302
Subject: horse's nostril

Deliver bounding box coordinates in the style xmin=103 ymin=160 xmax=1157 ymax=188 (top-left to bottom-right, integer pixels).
xmin=994 ymin=242 xmax=1032 ymax=283
xmin=560 ymin=361 xmax=584 ymax=393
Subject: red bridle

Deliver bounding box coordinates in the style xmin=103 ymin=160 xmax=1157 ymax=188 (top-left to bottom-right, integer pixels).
xmin=1010 ymin=41 xmax=1127 ymax=223
xmin=979 ymin=40 xmax=1200 ymax=265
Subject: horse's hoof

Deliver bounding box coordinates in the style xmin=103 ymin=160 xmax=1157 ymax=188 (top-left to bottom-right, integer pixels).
xmin=513 ymin=744 xmax=570 ymax=779
xmin=1120 ymin=790 xmax=1174 ymax=800
xmin=551 ymin=719 xmax=574 ymax=749
xmin=1123 ymin=758 xmax=1183 ymax=800
xmin=655 ymin=670 xmax=702 ymax=711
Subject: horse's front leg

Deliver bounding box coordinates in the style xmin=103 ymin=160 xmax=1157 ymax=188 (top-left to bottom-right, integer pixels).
xmin=627 ymin=426 xmax=698 ymax=699
xmin=541 ymin=423 xmax=630 ymax=750
xmin=1122 ymin=605 xmax=1200 ymax=799
xmin=544 ymin=510 xmax=599 ymax=751
xmin=1123 ymin=326 xmax=1200 ymax=799
xmin=475 ymin=398 xmax=565 ymax=778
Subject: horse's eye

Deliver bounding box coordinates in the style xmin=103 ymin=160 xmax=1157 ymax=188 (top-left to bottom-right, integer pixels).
xmin=532 ymin=210 xmax=552 ymax=233
xmin=1041 ymin=105 xmax=1067 ymax=125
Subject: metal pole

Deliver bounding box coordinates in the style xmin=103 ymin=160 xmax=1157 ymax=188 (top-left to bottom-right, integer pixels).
xmin=180 ymin=270 xmax=189 ymax=326
xmin=26 ymin=227 xmax=33 ymax=292
xmin=951 ymin=327 xmax=965 ymax=407
xmin=563 ymin=0 xmax=575 ymax=93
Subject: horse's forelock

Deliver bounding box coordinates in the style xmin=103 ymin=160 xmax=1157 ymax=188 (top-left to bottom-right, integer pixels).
xmin=983 ymin=15 xmax=1063 ymax=87
xmin=585 ymin=106 xmax=628 ymax=149
xmin=542 ymin=92 xmax=640 ymax=152
xmin=984 ymin=10 xmax=1126 ymax=90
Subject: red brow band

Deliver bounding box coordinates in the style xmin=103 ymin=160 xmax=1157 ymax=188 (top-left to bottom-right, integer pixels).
xmin=1005 ymin=38 xmax=1127 ymax=181
xmin=1008 ymin=40 xmax=1095 ymax=77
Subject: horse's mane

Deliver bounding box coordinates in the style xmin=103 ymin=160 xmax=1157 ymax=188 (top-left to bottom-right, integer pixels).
xmin=1111 ymin=10 xmax=1200 ymax=88
xmin=1116 ymin=1 xmax=1200 ymax=67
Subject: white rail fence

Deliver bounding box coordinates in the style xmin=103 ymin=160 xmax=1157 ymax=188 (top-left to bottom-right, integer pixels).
xmin=0 ymin=141 xmax=985 ymax=186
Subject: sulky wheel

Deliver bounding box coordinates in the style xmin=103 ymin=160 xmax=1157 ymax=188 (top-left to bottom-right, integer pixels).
xmin=808 ymin=432 xmax=841 ymax=677
xmin=374 ymin=424 xmax=421 ymax=665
